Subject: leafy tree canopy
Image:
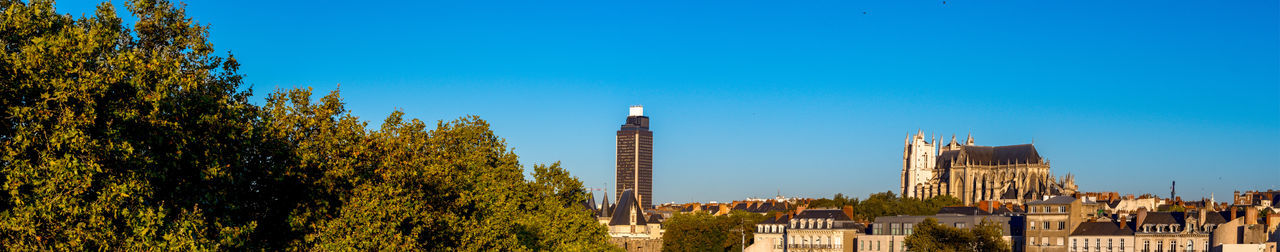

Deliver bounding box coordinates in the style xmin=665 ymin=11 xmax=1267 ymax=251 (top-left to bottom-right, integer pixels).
xmin=810 ymin=191 xmax=961 ymax=221
xmin=0 ymin=0 xmax=613 ymax=250
xmin=903 ymin=218 xmax=1010 ymax=252
xmin=661 ymin=210 xmax=766 ymax=252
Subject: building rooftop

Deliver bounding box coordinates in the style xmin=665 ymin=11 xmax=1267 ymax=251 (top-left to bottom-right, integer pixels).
xmin=1071 ymin=222 xmax=1135 ymax=236
xmin=1028 ymin=195 xmax=1077 ymax=205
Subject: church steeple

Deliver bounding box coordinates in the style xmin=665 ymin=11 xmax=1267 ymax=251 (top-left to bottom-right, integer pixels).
xmin=964 ymin=133 xmax=975 ymax=146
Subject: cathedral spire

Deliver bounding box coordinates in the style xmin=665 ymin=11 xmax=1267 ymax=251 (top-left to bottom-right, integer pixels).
xmin=965 ymin=133 xmax=975 ymax=146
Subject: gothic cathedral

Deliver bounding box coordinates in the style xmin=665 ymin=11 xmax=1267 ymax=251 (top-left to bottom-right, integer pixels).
xmin=901 ymin=130 xmax=1077 ymax=205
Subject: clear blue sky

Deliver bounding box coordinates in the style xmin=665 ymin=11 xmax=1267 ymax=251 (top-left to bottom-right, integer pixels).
xmin=57 ymin=0 xmax=1279 ymax=204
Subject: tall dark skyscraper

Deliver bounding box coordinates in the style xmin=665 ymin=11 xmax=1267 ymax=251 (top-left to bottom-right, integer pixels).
xmin=616 ymin=106 xmax=653 ymax=209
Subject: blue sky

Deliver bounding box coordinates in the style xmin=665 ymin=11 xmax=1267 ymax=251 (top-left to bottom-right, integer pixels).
xmin=56 ymin=0 xmax=1279 ymax=204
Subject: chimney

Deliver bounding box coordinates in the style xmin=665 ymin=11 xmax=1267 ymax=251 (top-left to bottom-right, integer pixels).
xmin=843 ymin=206 xmax=855 ymax=220
xmin=1245 ymin=208 xmax=1258 ymax=225
xmin=796 ymin=205 xmax=807 ymax=215
xmin=1231 ymin=207 xmax=1238 ymax=221
xmin=1119 ymin=214 xmax=1129 ymax=230
xmin=1136 ymin=208 xmax=1149 ymax=228
xmin=1268 ymin=214 xmax=1279 ymax=234
xmin=1199 ymin=210 xmax=1208 ymax=227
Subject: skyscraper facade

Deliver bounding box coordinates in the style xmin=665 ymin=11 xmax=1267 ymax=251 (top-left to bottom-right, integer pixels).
xmin=616 ymin=106 xmax=653 ymax=209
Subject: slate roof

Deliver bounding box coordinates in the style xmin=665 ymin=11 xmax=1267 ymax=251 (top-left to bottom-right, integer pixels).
xmin=938 ymin=206 xmax=991 ymax=215
xmin=1203 ymin=211 xmax=1229 ymax=224
xmin=647 ymin=214 xmax=664 ymax=224
xmin=794 ymin=209 xmax=851 ymax=220
xmin=1028 ymin=196 xmax=1077 ymax=205
xmin=608 ymin=190 xmax=648 ymax=226
xmin=1139 ymin=212 xmax=1184 ymax=226
xmin=759 ymin=214 xmax=790 ymax=225
xmin=583 ymin=192 xmax=597 ymax=211
xmin=938 ymin=144 xmax=1043 ymax=169
xmin=1071 ymin=222 xmax=1135 ymax=236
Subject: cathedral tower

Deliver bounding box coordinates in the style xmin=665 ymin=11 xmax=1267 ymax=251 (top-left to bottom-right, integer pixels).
xmin=901 ymin=130 xmax=937 ymax=198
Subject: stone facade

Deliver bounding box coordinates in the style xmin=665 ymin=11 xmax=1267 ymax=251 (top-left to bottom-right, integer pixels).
xmin=902 ymin=130 xmax=1078 ymax=205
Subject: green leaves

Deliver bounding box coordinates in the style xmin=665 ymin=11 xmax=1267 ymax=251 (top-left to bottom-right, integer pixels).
xmin=1 ymin=0 xmax=612 ymax=250
xmin=661 ymin=210 xmax=766 ymax=252
xmin=903 ymin=218 xmax=1011 ymax=252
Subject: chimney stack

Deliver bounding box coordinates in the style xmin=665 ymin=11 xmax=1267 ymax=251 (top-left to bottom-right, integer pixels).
xmin=843 ymin=206 xmax=855 ymax=220
xmin=1119 ymin=214 xmax=1129 ymax=230
xmin=1136 ymin=208 xmax=1149 ymax=229
xmin=1245 ymin=208 xmax=1258 ymax=225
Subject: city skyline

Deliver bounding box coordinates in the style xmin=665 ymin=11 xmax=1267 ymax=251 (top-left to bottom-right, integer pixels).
xmin=49 ymin=0 xmax=1280 ymax=204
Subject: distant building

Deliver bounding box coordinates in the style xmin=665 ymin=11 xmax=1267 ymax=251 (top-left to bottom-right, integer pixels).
xmin=748 ymin=207 xmax=863 ymax=252
xmin=858 ymin=207 xmax=1020 ymax=252
xmin=901 ymin=131 xmax=1078 ymax=205
xmin=617 ymin=106 xmax=654 ymax=209
xmin=1026 ymin=195 xmax=1102 ymax=252
xmin=1067 ymin=221 xmax=1135 ymax=252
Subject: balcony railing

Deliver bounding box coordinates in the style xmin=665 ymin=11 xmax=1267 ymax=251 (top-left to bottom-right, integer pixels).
xmin=772 ymin=244 xmax=842 ymax=249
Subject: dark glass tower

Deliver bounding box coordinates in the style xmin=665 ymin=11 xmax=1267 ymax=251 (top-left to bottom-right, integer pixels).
xmin=616 ymin=106 xmax=653 ymax=209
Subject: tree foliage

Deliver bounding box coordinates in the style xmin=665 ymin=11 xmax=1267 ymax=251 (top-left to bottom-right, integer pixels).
xmin=661 ymin=210 xmax=766 ymax=252
xmin=903 ymin=218 xmax=1010 ymax=252
xmin=810 ymin=191 xmax=961 ymax=221
xmin=0 ymin=0 xmax=612 ymax=250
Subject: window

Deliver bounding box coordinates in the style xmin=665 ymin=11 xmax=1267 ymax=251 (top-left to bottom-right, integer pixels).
xmin=1204 ymin=241 xmax=1209 ymax=252
xmin=1171 ymin=240 xmax=1177 ymax=252
xmin=1073 ymin=239 xmax=1078 ymax=252
xmin=1059 ymin=206 xmax=1067 ymax=212
xmin=1121 ymin=239 xmax=1126 ymax=252
xmin=1156 ymin=240 xmax=1163 ymax=252
xmin=1109 ymin=239 xmax=1114 ymax=252
xmin=891 ymin=223 xmax=901 ymax=235
xmin=1144 ymin=240 xmax=1150 ymax=252
xmin=1059 ymin=237 xmax=1065 ymax=246
xmin=1084 ymin=238 xmax=1090 ymax=251
xmin=1042 ymin=237 xmax=1048 ymax=246
xmin=890 ymin=240 xmax=895 ymax=252
xmin=1044 ymin=221 xmax=1051 ymax=230
xmin=955 ymin=222 xmax=966 ymax=229
xmin=1030 ymin=221 xmax=1036 ymax=230
xmin=905 ymin=223 xmax=913 ymax=235
xmin=1186 ymin=239 xmax=1194 ymax=252
xmin=877 ymin=240 xmax=881 ymax=251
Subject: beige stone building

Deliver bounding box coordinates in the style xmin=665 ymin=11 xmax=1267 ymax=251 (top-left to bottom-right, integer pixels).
xmin=1069 ymin=221 xmax=1136 ymax=252
xmin=901 ymin=131 xmax=1077 ymax=205
xmin=747 ymin=208 xmax=863 ymax=252
xmin=1131 ymin=210 xmax=1219 ymax=252
xmin=1027 ymin=196 xmax=1102 ymax=252
xmin=858 ymin=207 xmax=1017 ymax=252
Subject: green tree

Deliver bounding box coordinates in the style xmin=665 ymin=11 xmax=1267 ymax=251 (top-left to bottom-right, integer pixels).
xmin=0 ymin=0 xmax=615 ymax=250
xmin=662 ymin=212 xmax=731 ymax=251
xmin=661 ymin=210 xmax=766 ymax=252
xmin=903 ymin=218 xmax=1010 ymax=252
xmin=1 ymin=0 xmax=265 ymax=249
xmin=850 ymin=191 xmax=961 ymax=221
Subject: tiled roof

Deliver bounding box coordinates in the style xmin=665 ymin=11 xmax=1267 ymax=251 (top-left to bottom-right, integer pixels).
xmin=647 ymin=214 xmax=664 ymax=224
xmin=608 ymin=190 xmax=648 ymax=226
xmin=1028 ymin=196 xmax=1077 ymax=205
xmin=759 ymin=214 xmax=790 ymax=225
xmin=1139 ymin=212 xmax=1183 ymax=225
xmin=1071 ymin=222 xmax=1134 ymax=236
xmin=938 ymin=206 xmax=990 ymax=215
xmin=1203 ymin=211 xmax=1228 ymax=224
xmin=794 ymin=209 xmax=851 ymax=220
xmin=939 ymin=144 xmax=1043 ymax=169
